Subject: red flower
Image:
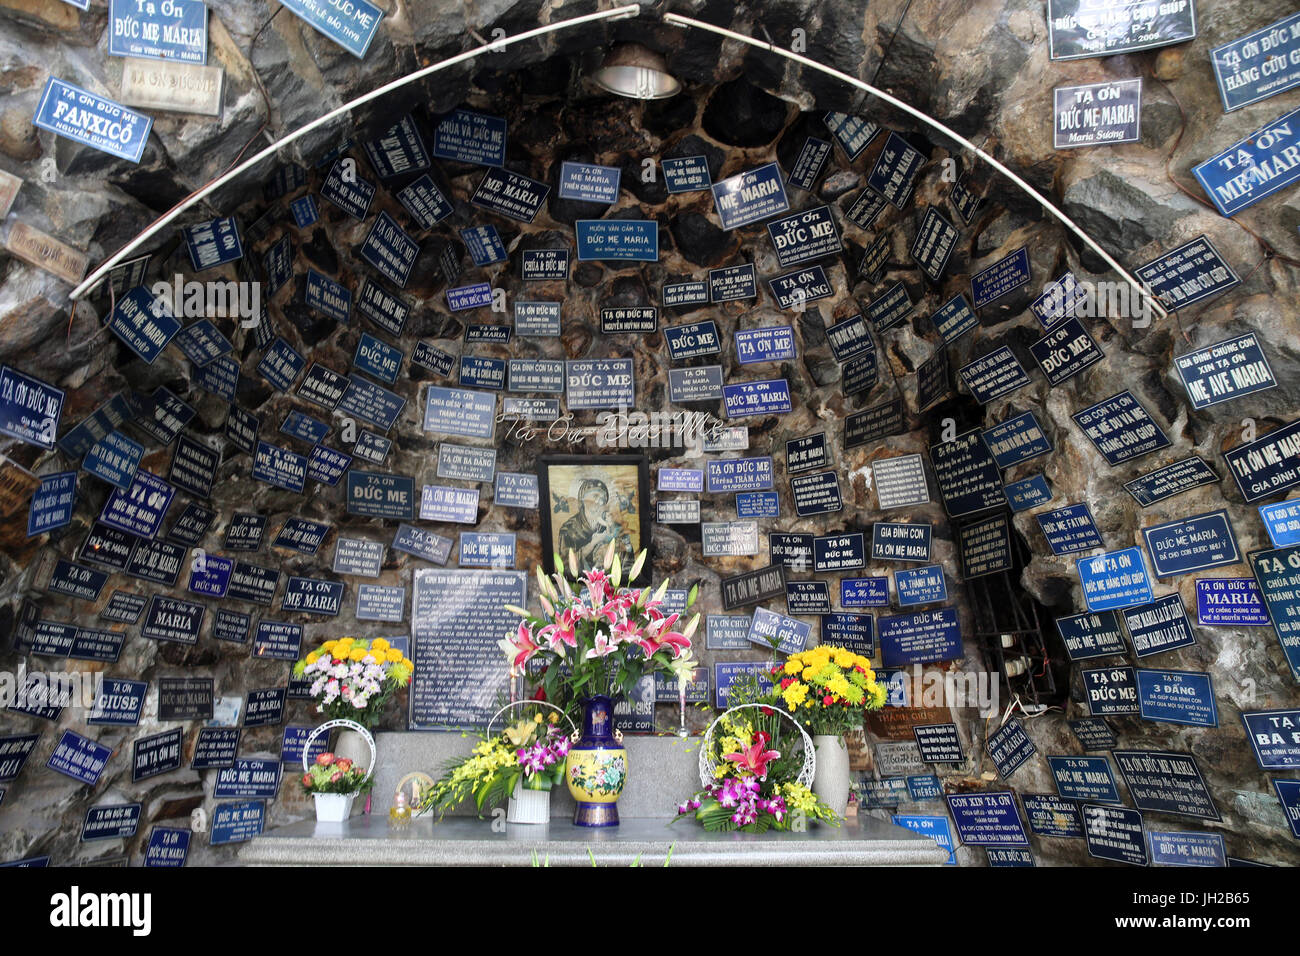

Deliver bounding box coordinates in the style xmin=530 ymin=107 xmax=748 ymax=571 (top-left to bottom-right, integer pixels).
xmin=301 ymin=774 xmax=312 ymax=787
xmin=780 ymin=678 xmax=794 ymax=690
xmin=533 ymin=686 xmax=547 ymax=702
xmin=335 ymin=758 xmax=353 ymax=773
xmin=823 ymin=694 xmax=834 ymax=706
xmin=761 ymin=706 xmax=774 ymax=717
xmin=769 ymin=666 xmax=781 ymax=676
xmin=755 ymin=731 xmax=770 ymax=745
xmin=316 ymin=752 xmax=335 ymax=766
xmin=329 ymin=771 xmax=344 ymax=783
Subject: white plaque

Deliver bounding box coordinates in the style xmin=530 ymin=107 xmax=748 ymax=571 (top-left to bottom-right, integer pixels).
xmin=119 ymin=57 xmax=223 ymax=117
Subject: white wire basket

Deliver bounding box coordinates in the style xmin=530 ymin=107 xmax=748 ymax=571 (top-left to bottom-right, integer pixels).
xmin=302 ymin=718 xmax=376 ymax=797
xmin=698 ymin=703 xmax=816 ymax=790
xmin=486 ymin=700 xmax=578 ymax=740
xmin=488 ymin=700 xmax=580 ymax=825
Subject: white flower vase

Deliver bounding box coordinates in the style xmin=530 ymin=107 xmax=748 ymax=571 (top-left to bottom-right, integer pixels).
xmin=812 ymin=734 xmax=851 ymax=817
xmin=314 ymin=792 xmax=356 ymax=823
xmin=507 ymin=779 xmax=552 ymax=825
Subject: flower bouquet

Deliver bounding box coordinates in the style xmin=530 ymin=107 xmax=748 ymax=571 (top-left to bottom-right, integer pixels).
xmin=421 ymin=709 xmax=572 ymax=821
xmin=500 ymin=545 xmax=700 ymax=707
xmin=302 ymin=750 xmax=374 ymax=822
xmin=292 ymin=637 xmax=413 ymax=728
xmin=769 ymin=645 xmax=887 ymax=734
xmin=673 ymin=705 xmax=838 ymax=832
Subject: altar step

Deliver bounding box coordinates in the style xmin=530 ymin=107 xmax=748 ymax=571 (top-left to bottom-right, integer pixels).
xmin=239 ymin=733 xmax=951 ymax=866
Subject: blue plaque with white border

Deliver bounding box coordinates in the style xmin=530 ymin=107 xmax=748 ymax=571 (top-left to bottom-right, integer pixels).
xmin=1211 ymin=14 xmax=1300 ymax=112
xmin=513 ymin=302 xmax=562 ymax=338
xmin=1225 ymin=418 xmax=1300 ymax=503
xmin=1123 ymin=593 xmax=1196 ymax=658
xmin=735 ymin=326 xmax=796 ymax=365
xmin=910 ymin=206 xmax=959 ymax=283
xmin=107 ymin=0 xmax=207 ymax=63
xmin=99 ymin=469 xmax=174 ymax=538
xmin=930 ymin=293 xmax=978 ymax=344
xmin=307 ymin=445 xmax=352 ymax=486
xmin=339 ymin=374 xmax=405 ymax=431
xmin=820 ymin=613 xmax=874 ymax=657
xmin=558 ymin=162 xmax=621 ymax=204
xmin=766 ymin=205 xmax=841 ymax=268
xmin=1194 ymin=106 xmax=1300 ymax=217
xmin=1261 ymin=500 xmax=1300 ymax=548
xmin=1022 ymin=793 xmax=1084 ymax=838
xmin=1136 ymin=235 xmax=1240 ymax=309
xmin=357 ymin=278 xmax=410 ymax=336
xmin=305 ymin=268 xmax=351 ymax=322
xmin=125 ymin=538 xmax=185 ymax=587
xmin=1073 ymin=390 xmax=1171 ymax=466
xmin=0 ymin=367 xmax=62 ymax=451
xmin=787 ymin=137 xmax=831 ymax=191
xmin=253 ymin=619 xmax=304 ymax=659
xmin=213 ymin=764 xmax=279 ymax=801
xmin=1030 ymin=271 xmax=1088 ymax=329
xmin=723 ymin=379 xmax=791 ymax=419
xmin=86 ymin=677 xmax=147 ymax=726
xmin=184 ymin=217 xmax=242 ymax=270
xmin=1242 ymin=709 xmax=1300 ymax=769
xmin=1077 ymin=547 xmax=1153 ymax=612
xmin=346 ymin=470 xmax=414 ymax=520
xmin=982 ymin=411 xmax=1052 ymax=468
xmin=1124 ymin=456 xmax=1218 ymax=508
xmin=174 ymin=319 xmax=234 ymax=368
xmin=736 ymin=491 xmax=779 ymax=519
xmin=1137 ymin=668 xmax=1217 ymax=727
xmin=959 ymin=346 xmax=1032 ymax=404
xmin=211 ymin=796 xmax=270 ymax=844
xmin=1196 ymin=577 xmax=1269 ymax=625
xmin=461 ymin=224 xmax=507 ymax=267
xmin=747 ymin=606 xmax=810 ymax=656
xmin=397 ymin=173 xmax=454 ymax=228
xmin=356 ymin=584 xmax=405 ymax=622
xmin=192 ymin=728 xmax=241 ymax=768
xmin=706 ymin=456 xmax=773 ymax=493
xmin=354 ymin=332 xmax=402 ymax=385
xmin=280 ymin=410 xmax=329 ymax=445
xmin=1174 ymin=332 xmax=1275 ymax=409
xmin=433 ymin=109 xmax=506 ymax=166
xmin=144 ymin=826 xmax=190 ymax=866
xmin=459 ymin=356 xmax=506 ymax=391
xmin=658 ymin=468 xmax=703 ymax=493
xmin=711 ymin=162 xmax=789 ymax=230
xmin=352 ymin=430 xmax=391 ymax=466
xmin=662 ymin=155 xmax=712 ymax=193
xmin=565 ymin=359 xmax=634 ymax=410
xmin=471 ymin=166 xmax=549 ymax=223
xmin=872 ymin=522 xmax=932 ymax=563
xmin=1275 ymin=780 xmax=1300 ymax=839
xmin=272 ymin=516 xmax=328 ymax=554
xmin=360 ymin=211 xmax=419 ymax=287
xmin=27 ymin=471 xmax=76 ymax=536
xmin=790 ymin=471 xmax=842 ymax=517
xmin=1038 ymin=503 xmax=1104 ymax=556
xmin=419 ymin=484 xmax=479 ymax=524
xmin=814 ymin=532 xmax=866 ymax=573
xmin=985 ymin=719 xmax=1036 ymax=779
xmin=663 ymin=323 xmax=721 ymax=364
xmin=106 ymin=286 xmax=181 ymax=364
xmin=878 ymin=608 xmax=962 ymax=666
xmin=1113 ymin=749 xmax=1220 ymax=821
xmin=362 ymin=114 xmax=429 ymax=180
xmin=575 ymin=219 xmax=658 ymax=261
xmin=708 ymin=263 xmax=758 ymax=303
xmin=868 ymin=132 xmax=926 ymax=207
xmin=252 ymin=441 xmax=306 ymax=493
xmin=258 ymin=338 xmax=306 ymax=392
xmin=769 ymin=266 xmax=832 ymax=310
xmin=47 ymin=730 xmax=112 ymax=786
xmin=392 ymin=524 xmax=453 ymax=565
xmin=82 ymin=803 xmax=142 ymax=841
xmin=945 ymin=792 xmax=1029 ymax=847
xmin=32 ymin=78 xmax=152 ymax=163
xmin=824 ymin=112 xmax=879 ymax=160
xmin=494 ymin=472 xmax=538 ymax=509
xmin=289 ymin=195 xmax=318 ymax=229
xmin=1251 ymin=544 xmax=1300 ymax=681
xmin=188 ymin=554 xmax=233 ymax=599
xmin=320 ymin=160 xmax=375 ymax=220
xmin=459 ymin=532 xmax=516 ymax=568
xmin=1142 ymin=510 xmax=1240 ymax=577
xmin=196 ymin=357 xmax=239 ymax=402
xmin=1148 ymin=830 xmax=1225 ymax=868
xmin=446 ymin=282 xmax=492 ymax=312
xmin=714 ymin=662 xmax=775 ymax=708
xmin=841 ymin=577 xmax=889 ymax=608
xmin=1029 ymin=315 xmax=1104 ymax=387
xmin=1057 ymin=610 xmax=1127 ymax=660
xmin=895 ymin=565 xmax=947 ymax=607
xmin=277 ymin=0 xmax=382 ymax=57
xmin=1053 ymin=78 xmax=1141 ymax=149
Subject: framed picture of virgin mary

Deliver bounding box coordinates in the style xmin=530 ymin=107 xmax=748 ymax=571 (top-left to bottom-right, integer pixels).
xmin=537 ymin=454 xmax=651 ymax=586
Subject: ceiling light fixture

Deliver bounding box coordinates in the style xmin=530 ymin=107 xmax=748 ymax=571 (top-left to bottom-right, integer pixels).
xmin=590 ymin=43 xmax=680 ymax=99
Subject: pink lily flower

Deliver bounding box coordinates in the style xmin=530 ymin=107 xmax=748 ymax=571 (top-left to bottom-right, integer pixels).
xmin=498 ymin=622 xmax=540 ymax=671
xmin=724 ymin=739 xmax=782 ymax=779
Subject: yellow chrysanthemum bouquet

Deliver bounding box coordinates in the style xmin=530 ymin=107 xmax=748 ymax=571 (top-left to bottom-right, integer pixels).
xmin=767 ymin=645 xmax=887 ymax=736
xmin=293 ymin=637 xmax=414 ymax=728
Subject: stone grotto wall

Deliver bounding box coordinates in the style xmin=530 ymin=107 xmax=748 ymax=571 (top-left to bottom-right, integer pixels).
xmin=0 ymin=0 xmax=1297 ymax=865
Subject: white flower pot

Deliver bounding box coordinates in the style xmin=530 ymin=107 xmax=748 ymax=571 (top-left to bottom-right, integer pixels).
xmin=812 ymin=734 xmax=851 ymax=817
xmin=507 ymin=779 xmax=551 ymax=825
xmin=314 ymin=792 xmax=356 ymax=823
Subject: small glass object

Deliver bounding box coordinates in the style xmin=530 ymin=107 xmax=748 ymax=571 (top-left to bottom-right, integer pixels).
xmin=389 ymin=790 xmax=412 ymax=828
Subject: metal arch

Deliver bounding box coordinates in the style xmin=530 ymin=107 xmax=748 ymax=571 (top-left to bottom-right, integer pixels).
xmin=662 ymin=12 xmax=1169 ymax=322
xmin=68 ymin=3 xmax=643 ymax=301
xmin=71 ymin=3 xmax=1167 ymax=325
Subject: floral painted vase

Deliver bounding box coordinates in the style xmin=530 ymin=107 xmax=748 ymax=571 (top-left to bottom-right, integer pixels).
xmin=565 ymin=695 xmax=627 ymax=827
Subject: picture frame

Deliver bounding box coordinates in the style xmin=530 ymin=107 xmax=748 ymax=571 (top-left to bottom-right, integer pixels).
xmin=537 ymin=454 xmax=651 ymax=586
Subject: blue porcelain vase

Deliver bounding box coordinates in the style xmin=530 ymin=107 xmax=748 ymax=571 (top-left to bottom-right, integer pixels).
xmin=564 ymin=695 xmax=627 ymax=827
